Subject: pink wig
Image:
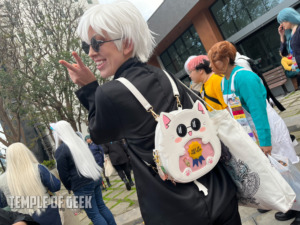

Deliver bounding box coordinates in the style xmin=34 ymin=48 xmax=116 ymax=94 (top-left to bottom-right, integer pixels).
xmin=187 ymin=55 xmax=209 ymax=73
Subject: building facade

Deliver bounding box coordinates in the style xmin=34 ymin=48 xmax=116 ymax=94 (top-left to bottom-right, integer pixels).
xmin=148 ymin=0 xmax=300 ymax=95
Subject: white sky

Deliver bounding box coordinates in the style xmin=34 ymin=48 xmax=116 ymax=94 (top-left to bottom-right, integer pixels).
xmin=98 ymin=0 xmax=164 ymax=21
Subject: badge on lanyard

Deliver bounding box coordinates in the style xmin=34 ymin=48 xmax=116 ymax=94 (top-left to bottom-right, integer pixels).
xmin=227 ymin=94 xmax=258 ymax=143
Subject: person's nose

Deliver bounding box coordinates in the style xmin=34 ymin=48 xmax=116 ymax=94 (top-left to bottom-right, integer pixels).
xmin=88 ymin=45 xmax=97 ymax=58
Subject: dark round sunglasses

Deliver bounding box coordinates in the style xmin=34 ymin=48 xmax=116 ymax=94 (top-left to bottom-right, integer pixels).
xmin=81 ymin=37 xmax=122 ymax=54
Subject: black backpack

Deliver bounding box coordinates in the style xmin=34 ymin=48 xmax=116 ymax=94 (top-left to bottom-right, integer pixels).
xmin=244 ymin=58 xmax=285 ymax=112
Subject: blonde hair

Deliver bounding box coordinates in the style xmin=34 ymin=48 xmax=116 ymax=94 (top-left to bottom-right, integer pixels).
xmin=6 ymin=142 xmax=47 ymax=215
xmin=52 ymin=120 xmax=101 ymax=181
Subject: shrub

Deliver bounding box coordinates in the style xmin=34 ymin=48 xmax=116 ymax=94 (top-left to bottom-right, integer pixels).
xmin=42 ymin=159 xmax=56 ymax=170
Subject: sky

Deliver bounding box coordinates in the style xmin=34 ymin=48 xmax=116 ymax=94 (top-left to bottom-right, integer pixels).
xmin=98 ymin=0 xmax=164 ymax=21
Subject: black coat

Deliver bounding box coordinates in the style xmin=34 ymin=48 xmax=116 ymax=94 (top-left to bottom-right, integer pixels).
xmin=76 ymin=58 xmax=237 ymax=225
xmin=55 ymin=143 xmax=94 ymax=191
xmin=88 ymin=143 xmax=105 ymax=168
xmin=102 ymin=140 xmax=129 ymax=165
xmin=0 ymin=208 xmax=39 ymax=225
xmin=280 ymin=26 xmax=300 ymax=66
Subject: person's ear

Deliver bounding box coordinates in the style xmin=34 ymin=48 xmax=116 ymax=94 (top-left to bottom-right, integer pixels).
xmin=225 ymin=57 xmax=230 ymax=65
xmin=123 ymin=39 xmax=134 ymax=56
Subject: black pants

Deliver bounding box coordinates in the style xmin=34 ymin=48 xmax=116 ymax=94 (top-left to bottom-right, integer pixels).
xmin=213 ymin=195 xmax=241 ymax=225
xmin=101 ymin=167 xmax=110 ymax=183
xmin=114 ymin=162 xmax=132 ymax=181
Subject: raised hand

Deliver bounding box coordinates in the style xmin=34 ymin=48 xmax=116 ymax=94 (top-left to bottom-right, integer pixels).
xmin=278 ymin=24 xmax=285 ymax=36
xmin=59 ymin=51 xmax=97 ymax=87
xmin=261 ymin=146 xmax=272 ymax=156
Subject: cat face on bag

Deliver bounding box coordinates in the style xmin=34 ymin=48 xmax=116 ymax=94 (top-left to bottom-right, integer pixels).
xmin=156 ymin=100 xmax=221 ymax=182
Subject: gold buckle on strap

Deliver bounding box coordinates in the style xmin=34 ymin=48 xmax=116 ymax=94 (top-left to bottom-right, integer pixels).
xmin=175 ymin=95 xmax=182 ymax=108
xmin=147 ymin=107 xmax=159 ymax=120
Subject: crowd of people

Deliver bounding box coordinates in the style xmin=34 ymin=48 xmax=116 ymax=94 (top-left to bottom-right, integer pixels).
xmin=0 ymin=1 xmax=300 ymax=225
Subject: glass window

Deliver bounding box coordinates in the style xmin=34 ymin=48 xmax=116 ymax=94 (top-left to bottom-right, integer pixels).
xmin=159 ymin=25 xmax=206 ymax=75
xmin=167 ymin=46 xmax=178 ymax=61
xmin=210 ymin=0 xmax=225 ymax=25
xmin=236 ymin=20 xmax=281 ymax=73
xmin=211 ymin=0 xmax=285 ymax=39
xmin=264 ymin=0 xmax=285 ymax=10
xmin=219 ymin=20 xmax=236 ymax=39
xmin=234 ymin=9 xmax=252 ymax=30
xmin=243 ymin=0 xmax=267 ymax=20
xmin=174 ymin=39 xmax=185 ymax=55
xmin=182 ymin=31 xmax=193 ymax=49
xmin=160 ymin=52 xmax=171 ymax=66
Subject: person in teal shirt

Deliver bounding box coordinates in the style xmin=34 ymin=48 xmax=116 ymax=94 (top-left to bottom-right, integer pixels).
xmin=208 ymin=41 xmax=272 ymax=155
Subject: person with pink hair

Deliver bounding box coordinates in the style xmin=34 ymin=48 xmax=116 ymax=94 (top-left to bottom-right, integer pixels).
xmin=187 ymin=55 xmax=227 ymax=111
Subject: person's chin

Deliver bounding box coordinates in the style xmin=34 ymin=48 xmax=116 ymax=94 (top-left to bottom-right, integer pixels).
xmin=100 ymin=73 xmax=114 ymax=79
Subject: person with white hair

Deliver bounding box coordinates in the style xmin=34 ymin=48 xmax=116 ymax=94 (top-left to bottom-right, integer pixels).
xmin=59 ymin=1 xmax=241 ymax=224
xmin=0 ymin=143 xmax=61 ymax=225
xmin=51 ymin=120 xmax=116 ymax=225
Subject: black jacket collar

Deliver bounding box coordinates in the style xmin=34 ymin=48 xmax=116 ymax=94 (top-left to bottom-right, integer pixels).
xmin=114 ymin=57 xmax=144 ymax=79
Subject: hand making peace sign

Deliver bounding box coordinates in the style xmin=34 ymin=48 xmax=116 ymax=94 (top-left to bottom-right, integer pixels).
xmin=59 ymin=51 xmax=97 ymax=87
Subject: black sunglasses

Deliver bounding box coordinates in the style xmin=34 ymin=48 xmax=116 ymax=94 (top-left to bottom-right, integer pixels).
xmin=82 ymin=37 xmax=122 ymax=54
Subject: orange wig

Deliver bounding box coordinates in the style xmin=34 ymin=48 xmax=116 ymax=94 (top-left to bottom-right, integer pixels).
xmin=208 ymin=41 xmax=237 ymax=68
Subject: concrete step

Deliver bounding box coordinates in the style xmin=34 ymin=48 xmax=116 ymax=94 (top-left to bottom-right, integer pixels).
xmin=114 ymin=208 xmax=143 ymax=225
xmin=283 ymin=114 xmax=300 ymax=133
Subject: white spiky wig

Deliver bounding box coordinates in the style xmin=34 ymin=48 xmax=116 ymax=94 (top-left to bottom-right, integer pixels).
xmin=51 ymin=120 xmax=101 ymax=181
xmin=77 ymin=0 xmax=156 ymax=63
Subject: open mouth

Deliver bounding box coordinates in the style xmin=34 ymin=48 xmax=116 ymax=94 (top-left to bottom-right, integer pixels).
xmin=96 ymin=60 xmax=106 ymax=70
xmin=179 ymin=138 xmax=215 ymax=174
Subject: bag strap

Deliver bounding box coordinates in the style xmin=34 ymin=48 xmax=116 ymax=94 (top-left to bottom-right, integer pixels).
xmin=221 ymin=68 xmax=246 ymax=93
xmin=231 ymin=68 xmax=246 ymax=92
xmin=117 ymin=78 xmax=152 ymax=111
xmin=116 ymin=70 xmax=182 ymax=121
xmin=162 ymin=70 xmax=182 ymax=109
xmin=202 ymin=84 xmax=221 ymax=105
xmin=177 ymin=78 xmax=217 ymax=112
xmin=117 ymin=77 xmax=159 ymax=120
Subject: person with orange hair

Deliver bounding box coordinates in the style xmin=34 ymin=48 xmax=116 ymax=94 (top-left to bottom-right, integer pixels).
xmin=186 ymin=55 xmax=227 ymax=111
xmin=208 ymin=41 xmax=272 ymax=156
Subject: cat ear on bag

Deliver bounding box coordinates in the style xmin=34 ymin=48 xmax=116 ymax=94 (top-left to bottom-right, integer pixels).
xmin=160 ymin=112 xmax=173 ymax=130
xmin=192 ymin=100 xmax=206 ymax=114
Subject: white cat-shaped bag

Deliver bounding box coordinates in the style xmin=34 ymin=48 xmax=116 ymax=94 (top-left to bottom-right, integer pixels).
xmin=117 ymin=71 xmax=221 ymax=195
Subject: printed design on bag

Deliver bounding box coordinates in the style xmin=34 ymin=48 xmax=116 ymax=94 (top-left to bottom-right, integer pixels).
xmin=223 ymin=154 xmax=260 ymax=206
xmin=181 ymin=138 xmax=215 ymax=172
xmin=188 ymin=141 xmax=205 ymax=166
xmin=157 ymin=100 xmax=221 ymax=182
xmin=219 ymin=142 xmax=232 ymax=162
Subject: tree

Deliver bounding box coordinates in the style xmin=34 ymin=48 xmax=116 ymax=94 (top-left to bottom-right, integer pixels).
xmin=0 ymin=0 xmax=103 ymax=157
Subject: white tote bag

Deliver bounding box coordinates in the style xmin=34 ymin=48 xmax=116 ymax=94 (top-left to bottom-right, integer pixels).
xmin=210 ymin=109 xmax=295 ymax=212
xmin=104 ymin=156 xmax=116 ymax=177
xmin=269 ymin=154 xmax=300 ymax=211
